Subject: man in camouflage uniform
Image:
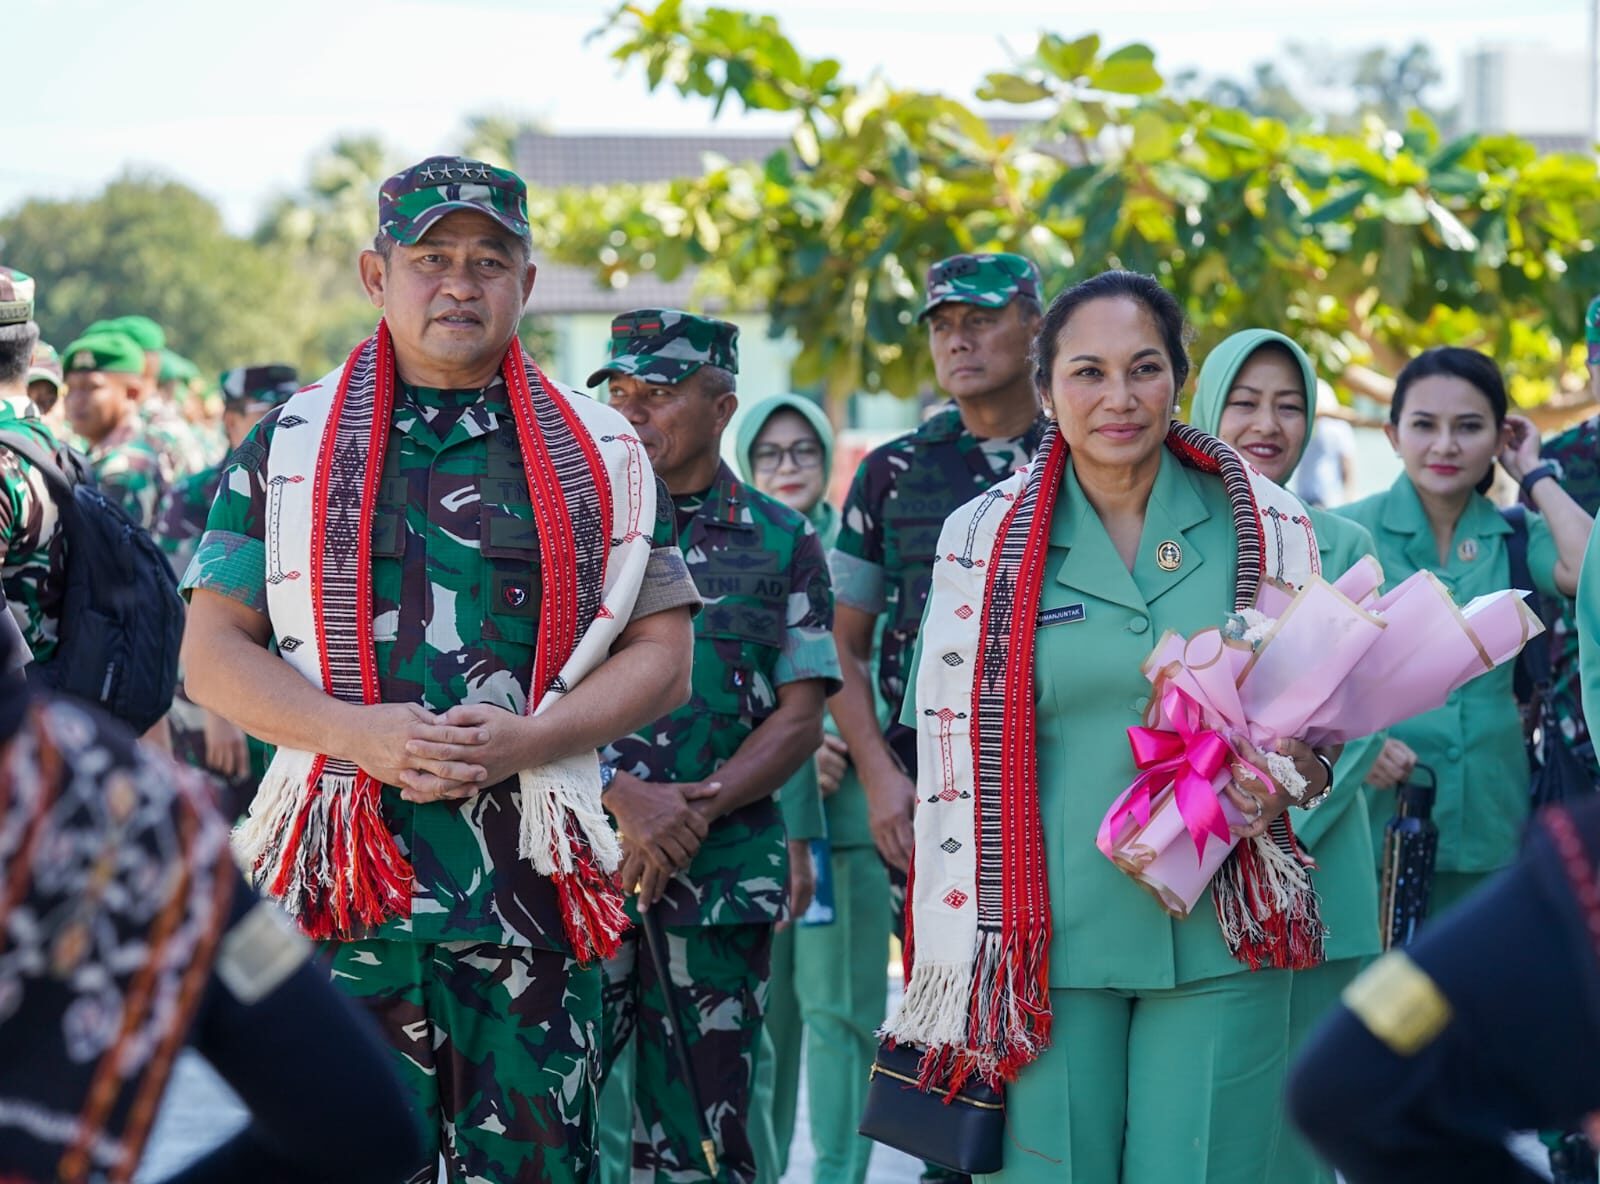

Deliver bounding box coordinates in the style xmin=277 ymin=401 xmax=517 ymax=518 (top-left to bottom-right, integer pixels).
xmin=0 ymin=267 xmax=66 ymax=663
xmin=591 ymin=310 xmax=840 ymax=1184
xmin=61 ymin=329 xmax=168 ymax=528
xmin=83 ymin=315 xmax=210 ymax=481
xmin=1531 ymin=293 xmax=1600 ymax=791
xmin=25 ymin=341 xmax=65 ymax=427
xmin=180 ymin=158 xmax=700 ymax=1184
xmin=828 ymin=254 xmax=1047 ymax=1184
xmin=152 ymin=363 xmax=299 ymax=812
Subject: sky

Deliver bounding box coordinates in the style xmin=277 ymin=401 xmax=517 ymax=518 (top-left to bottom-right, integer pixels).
xmin=5 ymin=0 xmax=1594 ymax=232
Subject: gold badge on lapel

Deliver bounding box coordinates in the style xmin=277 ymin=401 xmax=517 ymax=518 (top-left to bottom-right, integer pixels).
xmin=1457 ymin=539 xmax=1479 ymax=562
xmin=1156 ymin=540 xmax=1183 ymax=571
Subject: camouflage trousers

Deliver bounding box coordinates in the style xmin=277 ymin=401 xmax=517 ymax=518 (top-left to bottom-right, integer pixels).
xmin=598 ymin=921 xmax=773 ymax=1183
xmin=323 ymin=938 xmax=602 ymax=1184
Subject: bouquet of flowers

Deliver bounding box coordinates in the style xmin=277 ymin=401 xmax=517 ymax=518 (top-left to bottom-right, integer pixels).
xmin=1096 ymin=556 xmax=1544 ymax=916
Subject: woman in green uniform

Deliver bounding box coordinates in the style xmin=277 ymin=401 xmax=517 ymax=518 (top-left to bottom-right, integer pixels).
xmin=891 ymin=273 xmax=1335 ymax=1183
xmin=736 ymin=394 xmax=893 ymax=1184
xmin=1190 ymin=329 xmax=1382 ymax=1184
xmin=1338 ymin=347 xmax=1591 ymax=917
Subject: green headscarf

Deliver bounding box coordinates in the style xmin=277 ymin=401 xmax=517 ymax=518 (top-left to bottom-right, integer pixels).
xmin=1191 ymin=328 xmax=1320 ymax=477
xmin=733 ymin=393 xmax=837 ymax=542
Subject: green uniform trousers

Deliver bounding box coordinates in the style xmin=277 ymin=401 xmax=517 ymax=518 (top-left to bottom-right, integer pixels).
xmin=977 ymin=971 xmax=1294 ymax=1184
xmin=323 ymin=938 xmax=600 ymax=1184
xmin=599 ymin=921 xmax=773 ymax=1183
xmin=750 ymin=845 xmax=892 ymax=1184
xmin=1268 ymin=957 xmax=1367 ymax=1183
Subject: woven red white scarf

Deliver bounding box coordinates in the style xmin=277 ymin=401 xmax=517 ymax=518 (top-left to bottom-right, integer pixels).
xmin=884 ymin=421 xmax=1323 ymax=1091
xmin=236 ymin=323 xmax=655 ymax=960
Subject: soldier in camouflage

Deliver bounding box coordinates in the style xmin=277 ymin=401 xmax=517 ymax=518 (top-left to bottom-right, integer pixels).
xmin=61 ymin=329 xmax=168 ymax=528
xmin=0 ymin=267 xmax=66 ymax=664
xmin=179 ymin=157 xmax=700 ymax=1184
xmin=1531 ymin=293 xmax=1600 ymax=792
xmin=828 ymin=253 xmax=1047 ymax=1184
xmin=590 ymin=310 xmax=840 ymax=1184
xmin=25 ymin=341 xmax=64 ymax=426
xmin=153 ymin=364 xmax=299 ymax=812
xmin=83 ymin=315 xmax=211 ymax=481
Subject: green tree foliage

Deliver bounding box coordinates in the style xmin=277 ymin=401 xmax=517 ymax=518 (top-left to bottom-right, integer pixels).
xmin=538 ymin=4 xmax=1600 ymax=414
xmin=0 ymin=173 xmax=322 ymax=378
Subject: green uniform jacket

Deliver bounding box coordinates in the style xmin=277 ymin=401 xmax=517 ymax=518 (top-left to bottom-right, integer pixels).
xmin=1579 ymin=524 xmax=1600 ymax=735
xmin=908 ymin=452 xmax=1290 ymax=988
xmin=1339 ymin=474 xmax=1560 ymax=873
xmin=0 ymin=400 xmax=66 ymax=663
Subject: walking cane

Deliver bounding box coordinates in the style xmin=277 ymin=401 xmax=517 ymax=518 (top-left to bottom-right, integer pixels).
xmin=639 ymin=905 xmax=719 ymax=1177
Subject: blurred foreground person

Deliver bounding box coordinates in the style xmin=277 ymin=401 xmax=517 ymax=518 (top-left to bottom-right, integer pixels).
xmin=0 ymin=611 xmax=425 ymax=1184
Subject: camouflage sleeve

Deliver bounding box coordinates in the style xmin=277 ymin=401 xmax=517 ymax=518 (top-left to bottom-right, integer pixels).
xmin=774 ymin=523 xmax=842 ymax=694
xmin=631 ymin=475 xmax=702 ymax=619
xmin=0 ymin=452 xmax=55 ymax=651
xmin=831 ymin=456 xmax=887 ymax=614
xmin=180 ymin=413 xmax=277 ymax=615
xmin=0 ymin=452 xmax=26 ymax=566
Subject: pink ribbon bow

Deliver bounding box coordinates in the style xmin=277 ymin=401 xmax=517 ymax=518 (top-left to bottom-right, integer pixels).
xmin=1107 ymin=685 xmax=1238 ymax=861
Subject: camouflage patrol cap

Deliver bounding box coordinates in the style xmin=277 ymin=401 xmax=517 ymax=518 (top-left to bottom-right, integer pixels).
xmin=0 ymin=267 xmax=35 ymax=326
xmin=62 ymin=331 xmax=145 ymax=376
xmin=26 ymin=342 xmax=63 ymax=390
xmin=586 ymin=308 xmax=740 ymax=388
xmin=917 ymin=252 xmax=1042 ymax=322
xmin=220 ymin=363 xmax=300 ymax=410
xmin=378 ymin=156 xmax=531 ymax=247
xmin=1586 ymin=295 xmax=1600 ymax=366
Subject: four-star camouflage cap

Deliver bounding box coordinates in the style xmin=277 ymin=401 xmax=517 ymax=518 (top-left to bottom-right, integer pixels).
xmin=917 ymin=251 xmax=1042 ymax=322
xmin=62 ymin=331 xmax=146 ymax=376
xmin=26 ymin=342 xmax=63 ymax=390
xmin=220 ymin=363 xmax=300 ymax=410
xmin=586 ymin=308 xmax=740 ymax=388
xmin=378 ymin=155 xmax=531 ymax=246
xmin=1586 ymin=294 xmax=1600 ymax=366
xmin=0 ymin=267 xmax=35 ymax=326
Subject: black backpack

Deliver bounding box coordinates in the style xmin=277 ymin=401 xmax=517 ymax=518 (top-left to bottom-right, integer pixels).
xmin=0 ymin=429 xmax=183 ymax=733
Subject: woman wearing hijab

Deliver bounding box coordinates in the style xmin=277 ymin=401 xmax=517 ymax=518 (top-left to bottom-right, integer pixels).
xmin=736 ymin=394 xmax=893 ymax=1184
xmin=0 ymin=615 xmax=422 ymax=1184
xmin=886 ymin=272 xmax=1337 ymax=1182
xmin=1338 ymin=348 xmax=1592 ymax=917
xmin=1191 ymin=329 xmax=1383 ymax=1183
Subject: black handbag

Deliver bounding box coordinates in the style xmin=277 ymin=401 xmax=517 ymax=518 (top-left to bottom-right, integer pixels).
xmin=858 ymin=1040 xmax=1004 ymax=1174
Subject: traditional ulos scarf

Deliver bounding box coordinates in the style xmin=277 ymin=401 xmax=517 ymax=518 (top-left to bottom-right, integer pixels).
xmin=235 ymin=322 xmax=654 ymax=959
xmin=0 ymin=698 xmax=234 ymax=1184
xmin=883 ymin=421 xmax=1323 ymax=1091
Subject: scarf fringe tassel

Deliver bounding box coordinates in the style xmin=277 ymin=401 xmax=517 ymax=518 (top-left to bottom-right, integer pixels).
xmin=518 ymin=752 xmax=627 ymax=963
xmin=235 ymin=756 xmax=412 ymax=940
xmin=1212 ymin=826 xmax=1325 ymax=971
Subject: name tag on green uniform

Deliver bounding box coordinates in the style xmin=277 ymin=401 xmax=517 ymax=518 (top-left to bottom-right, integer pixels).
xmin=1037 ymin=603 xmax=1086 ymax=628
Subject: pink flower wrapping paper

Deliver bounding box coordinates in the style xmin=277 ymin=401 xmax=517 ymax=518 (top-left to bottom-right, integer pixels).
xmin=1096 ymin=555 xmax=1544 ymax=915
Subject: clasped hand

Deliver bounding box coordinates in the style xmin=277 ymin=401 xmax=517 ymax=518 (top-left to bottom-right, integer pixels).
xmin=1224 ymin=736 xmax=1328 ymax=840
xmin=348 ymin=701 xmax=534 ymax=804
xmin=607 ymin=771 xmax=722 ymax=910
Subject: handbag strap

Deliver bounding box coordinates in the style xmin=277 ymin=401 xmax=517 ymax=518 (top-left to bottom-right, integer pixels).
xmin=1541 ymin=806 xmax=1600 ymax=962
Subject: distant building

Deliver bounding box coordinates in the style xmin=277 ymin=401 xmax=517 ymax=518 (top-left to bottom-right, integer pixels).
xmin=1460 ymin=43 xmax=1595 ymax=151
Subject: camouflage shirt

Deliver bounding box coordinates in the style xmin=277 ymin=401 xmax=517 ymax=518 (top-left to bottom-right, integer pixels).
xmin=89 ymin=418 xmax=167 ymax=530
xmin=141 ymin=397 xmax=213 ymax=483
xmin=831 ymin=403 xmax=1047 ymax=734
xmin=604 ymin=462 xmax=841 ymax=928
xmin=0 ymin=400 xmax=65 ymax=662
xmin=182 ymin=376 xmax=695 ymax=950
xmin=152 ymin=462 xmax=223 ymax=583
xmin=1538 ymin=417 xmax=1600 ymax=776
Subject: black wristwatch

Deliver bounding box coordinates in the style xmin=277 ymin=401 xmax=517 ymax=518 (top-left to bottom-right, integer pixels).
xmin=1520 ymin=459 xmax=1564 ymax=499
xmin=1302 ymin=751 xmax=1336 ymax=810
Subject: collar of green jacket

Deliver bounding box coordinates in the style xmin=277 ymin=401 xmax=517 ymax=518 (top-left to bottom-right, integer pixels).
xmin=1190 ymin=328 xmax=1320 ymax=476
xmin=732 ymin=392 xmax=837 ymax=537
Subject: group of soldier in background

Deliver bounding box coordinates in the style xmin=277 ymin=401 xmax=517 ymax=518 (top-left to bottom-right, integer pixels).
xmin=7 ymin=146 xmax=1600 ymax=1184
